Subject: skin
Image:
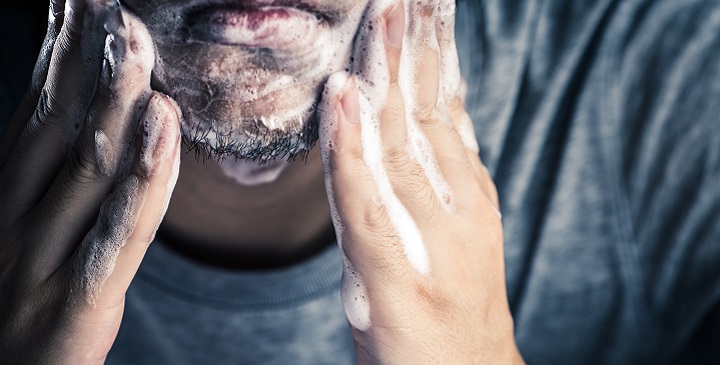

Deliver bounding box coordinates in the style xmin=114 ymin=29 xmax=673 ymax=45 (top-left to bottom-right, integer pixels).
xmin=0 ymin=0 xmax=524 ymax=363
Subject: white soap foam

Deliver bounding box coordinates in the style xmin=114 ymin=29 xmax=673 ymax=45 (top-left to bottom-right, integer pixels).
xmin=341 ymin=256 xmax=372 ymax=331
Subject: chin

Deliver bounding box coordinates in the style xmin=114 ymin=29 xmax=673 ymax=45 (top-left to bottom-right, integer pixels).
xmin=121 ymin=0 xmax=369 ymax=162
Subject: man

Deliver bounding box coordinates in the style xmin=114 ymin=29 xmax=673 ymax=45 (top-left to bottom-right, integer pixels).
xmin=0 ymin=0 xmax=718 ymax=364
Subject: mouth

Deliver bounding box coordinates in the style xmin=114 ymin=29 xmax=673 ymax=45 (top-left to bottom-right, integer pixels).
xmin=185 ymin=1 xmax=329 ymax=49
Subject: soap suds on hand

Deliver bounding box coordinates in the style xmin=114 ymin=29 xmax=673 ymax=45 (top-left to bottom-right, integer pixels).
xmin=74 ymin=5 xmax=163 ymax=304
xmin=320 ymin=0 xmax=476 ymax=330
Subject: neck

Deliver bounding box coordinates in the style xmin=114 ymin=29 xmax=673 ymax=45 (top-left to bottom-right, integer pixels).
xmin=157 ymin=146 xmax=334 ymax=270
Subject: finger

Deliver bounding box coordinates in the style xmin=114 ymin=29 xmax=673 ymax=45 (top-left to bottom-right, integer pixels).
xmin=320 ymin=73 xmax=412 ymax=284
xmin=405 ymin=0 xmax=440 ymax=119
xmin=378 ymin=1 xmax=461 ymax=217
xmin=0 ymin=0 xmax=66 ymax=164
xmin=434 ymin=0 xmax=480 ymax=156
xmin=378 ymin=1 xmax=408 ymax=165
xmin=446 ymin=97 xmax=500 ymax=213
xmin=348 ymin=1 xmax=433 ymax=276
xmin=435 ymin=0 xmax=463 ymax=103
xmin=400 ymin=2 xmax=488 ymax=213
xmin=77 ymin=93 xmax=182 ymax=309
xmin=0 ymin=0 xmax=109 ymax=216
xmin=320 ymin=73 xmax=372 ymax=331
xmin=22 ymin=8 xmax=156 ymax=277
xmin=377 ymin=3 xmax=451 ymax=224
xmin=433 ymin=0 xmax=490 ymax=204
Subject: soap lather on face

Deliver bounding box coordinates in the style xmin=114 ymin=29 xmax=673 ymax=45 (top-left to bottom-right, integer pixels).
xmin=119 ymin=0 xmax=370 ymax=164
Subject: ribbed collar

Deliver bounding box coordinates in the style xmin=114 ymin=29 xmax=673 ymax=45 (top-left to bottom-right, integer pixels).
xmin=136 ymin=240 xmax=343 ymax=311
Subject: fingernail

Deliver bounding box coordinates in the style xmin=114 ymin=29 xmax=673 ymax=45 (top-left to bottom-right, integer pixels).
xmin=385 ymin=1 xmax=405 ymax=49
xmin=340 ymin=78 xmax=360 ymax=124
xmin=140 ymin=94 xmax=180 ymax=176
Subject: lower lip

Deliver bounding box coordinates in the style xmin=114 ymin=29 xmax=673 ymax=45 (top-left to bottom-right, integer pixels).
xmin=189 ymin=6 xmax=321 ymax=49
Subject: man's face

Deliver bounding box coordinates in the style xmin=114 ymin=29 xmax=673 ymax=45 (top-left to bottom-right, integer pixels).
xmin=121 ymin=0 xmax=369 ymax=162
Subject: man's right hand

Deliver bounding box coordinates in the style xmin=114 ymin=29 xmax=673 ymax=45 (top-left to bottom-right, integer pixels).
xmin=0 ymin=1 xmax=181 ymax=363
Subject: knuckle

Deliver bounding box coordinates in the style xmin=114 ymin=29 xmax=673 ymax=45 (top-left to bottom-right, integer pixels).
xmin=415 ymin=94 xmax=438 ymax=119
xmin=418 ymin=113 xmax=452 ymax=135
xmin=389 ymin=67 xmax=400 ymax=84
xmin=383 ymin=145 xmax=412 ymax=172
xmin=383 ymin=147 xmax=424 ymax=181
xmin=67 ymin=143 xmax=103 ymax=184
xmin=93 ymin=80 xmax=117 ymax=104
xmin=340 ymin=137 xmax=364 ymax=163
xmin=33 ymin=88 xmax=63 ymax=128
xmin=382 ymin=89 xmax=405 ymax=120
xmin=360 ymin=196 xmax=392 ymax=231
xmin=414 ymin=280 xmax=454 ymax=315
xmin=447 ymin=97 xmax=466 ymax=121
xmin=57 ymin=10 xmax=84 ymax=52
xmin=327 ymin=149 xmax=364 ymax=182
xmin=413 ymin=179 xmax=441 ymax=210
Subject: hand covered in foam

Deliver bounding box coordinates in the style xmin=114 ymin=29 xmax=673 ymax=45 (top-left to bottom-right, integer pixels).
xmin=319 ymin=1 xmax=524 ymax=363
xmin=0 ymin=0 xmax=180 ymax=362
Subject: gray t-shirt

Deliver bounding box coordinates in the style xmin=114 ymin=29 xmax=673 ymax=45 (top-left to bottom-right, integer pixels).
xmin=1 ymin=0 xmax=719 ymax=364
xmin=457 ymin=1 xmax=720 ymax=363
xmin=108 ymin=241 xmax=355 ymax=364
